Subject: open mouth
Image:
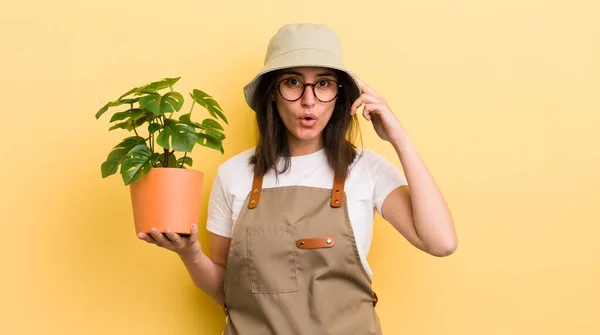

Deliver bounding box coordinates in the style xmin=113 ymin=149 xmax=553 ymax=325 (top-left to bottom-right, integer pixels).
xmin=300 ymin=115 xmax=317 ymax=127
xmin=300 ymin=113 xmax=317 ymax=121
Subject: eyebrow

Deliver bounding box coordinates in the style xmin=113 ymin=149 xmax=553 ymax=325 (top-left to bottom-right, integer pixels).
xmin=279 ymin=70 xmax=337 ymax=78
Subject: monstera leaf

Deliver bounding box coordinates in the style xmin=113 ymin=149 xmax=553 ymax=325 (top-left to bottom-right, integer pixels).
xmin=176 ymin=156 xmax=193 ymax=168
xmin=178 ymin=113 xmax=225 ymax=153
xmin=156 ymin=119 xmax=199 ymax=152
xmin=95 ymin=98 xmax=140 ymax=119
xmin=120 ymin=144 xmax=153 ymax=185
xmin=106 ymin=109 xmax=153 ymax=132
xmin=190 ymin=89 xmax=228 ymax=124
xmin=156 ymin=152 xmax=177 ymax=167
xmin=197 ymin=133 xmax=224 ymax=153
xmin=139 ymin=92 xmax=184 ymax=116
xmin=101 ymin=136 xmax=146 ymax=178
xmin=118 ymin=77 xmax=181 ymax=100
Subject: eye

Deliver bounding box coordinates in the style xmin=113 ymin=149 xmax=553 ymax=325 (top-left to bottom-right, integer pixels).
xmin=284 ymin=78 xmax=301 ymax=87
xmin=317 ymin=80 xmax=330 ymax=87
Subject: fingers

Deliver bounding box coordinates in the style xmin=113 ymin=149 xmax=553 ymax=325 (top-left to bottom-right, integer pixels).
xmin=351 ymin=93 xmax=382 ymax=117
xmin=164 ymin=229 xmax=184 ymax=247
xmin=148 ymin=228 xmax=175 ymax=249
xmin=138 ymin=226 xmax=198 ymax=250
xmin=350 ymin=94 xmax=375 ymax=116
xmin=164 ymin=224 xmax=198 ymax=246
xmin=189 ymin=223 xmax=199 ymax=242
xmin=350 ymin=96 xmax=364 ymax=116
xmin=355 ymin=77 xmax=380 ymax=98
xmin=362 ymin=104 xmax=370 ymax=121
xmin=137 ymin=232 xmax=158 ymax=245
xmin=362 ymin=103 xmax=386 ymax=121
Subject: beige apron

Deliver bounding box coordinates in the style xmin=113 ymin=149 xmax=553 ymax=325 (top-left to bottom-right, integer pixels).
xmin=222 ymin=169 xmax=382 ymax=335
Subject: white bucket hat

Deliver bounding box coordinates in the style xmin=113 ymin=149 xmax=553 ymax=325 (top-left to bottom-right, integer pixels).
xmin=243 ymin=23 xmax=362 ymax=112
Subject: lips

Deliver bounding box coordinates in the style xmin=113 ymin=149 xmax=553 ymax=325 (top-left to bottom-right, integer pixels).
xmin=299 ymin=113 xmax=317 ymax=127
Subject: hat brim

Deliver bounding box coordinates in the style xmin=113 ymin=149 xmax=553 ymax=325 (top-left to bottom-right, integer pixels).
xmin=243 ymin=48 xmax=362 ymax=112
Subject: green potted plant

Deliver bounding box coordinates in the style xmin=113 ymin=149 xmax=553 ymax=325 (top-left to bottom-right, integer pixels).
xmin=95 ymin=77 xmax=228 ymax=236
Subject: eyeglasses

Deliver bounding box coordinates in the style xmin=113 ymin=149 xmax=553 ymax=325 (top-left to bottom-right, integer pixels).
xmin=275 ymin=78 xmax=342 ymax=103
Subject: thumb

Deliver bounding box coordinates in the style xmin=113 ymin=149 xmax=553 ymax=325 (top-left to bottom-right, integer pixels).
xmin=189 ymin=223 xmax=199 ymax=242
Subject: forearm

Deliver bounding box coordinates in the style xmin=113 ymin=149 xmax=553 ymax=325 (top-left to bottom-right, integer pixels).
xmin=391 ymin=129 xmax=458 ymax=256
xmin=179 ymin=251 xmax=226 ymax=305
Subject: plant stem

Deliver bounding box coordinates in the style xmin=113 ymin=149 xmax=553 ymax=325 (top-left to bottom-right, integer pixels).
xmin=181 ymin=152 xmax=187 ymax=168
xmin=131 ymin=103 xmax=140 ymax=137
xmin=189 ymin=101 xmax=196 ymax=116
xmin=166 ymin=86 xmax=175 ymax=119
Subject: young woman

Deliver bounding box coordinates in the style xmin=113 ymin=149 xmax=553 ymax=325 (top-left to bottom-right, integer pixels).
xmin=138 ymin=23 xmax=457 ymax=334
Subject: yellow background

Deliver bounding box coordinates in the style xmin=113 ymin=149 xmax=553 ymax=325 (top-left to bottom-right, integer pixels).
xmin=1 ymin=0 xmax=598 ymax=334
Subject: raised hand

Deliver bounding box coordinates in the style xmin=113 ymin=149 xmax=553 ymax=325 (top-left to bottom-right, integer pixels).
xmin=350 ymin=78 xmax=405 ymax=145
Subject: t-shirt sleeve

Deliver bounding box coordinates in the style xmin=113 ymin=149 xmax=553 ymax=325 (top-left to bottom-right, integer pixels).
xmin=367 ymin=150 xmax=408 ymax=216
xmin=206 ymin=170 xmax=234 ymax=238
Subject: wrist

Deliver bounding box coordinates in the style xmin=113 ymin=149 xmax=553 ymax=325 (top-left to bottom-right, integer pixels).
xmin=178 ymin=243 xmax=204 ymax=264
xmin=391 ymin=133 xmax=412 ymax=154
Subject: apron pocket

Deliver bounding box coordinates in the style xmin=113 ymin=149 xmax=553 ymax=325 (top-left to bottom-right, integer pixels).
xmin=247 ymin=226 xmax=298 ymax=294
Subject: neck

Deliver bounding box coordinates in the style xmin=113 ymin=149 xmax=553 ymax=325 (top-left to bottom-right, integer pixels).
xmin=287 ymin=134 xmax=324 ymax=156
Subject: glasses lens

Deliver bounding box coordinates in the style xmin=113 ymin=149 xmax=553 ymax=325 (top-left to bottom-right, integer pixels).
xmin=313 ymin=79 xmax=338 ymax=102
xmin=279 ymin=79 xmax=339 ymax=101
xmin=279 ymin=78 xmax=304 ymax=100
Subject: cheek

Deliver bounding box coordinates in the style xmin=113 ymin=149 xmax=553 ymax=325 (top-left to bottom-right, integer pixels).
xmin=275 ymin=102 xmax=293 ymax=121
xmin=321 ymin=107 xmax=336 ymax=124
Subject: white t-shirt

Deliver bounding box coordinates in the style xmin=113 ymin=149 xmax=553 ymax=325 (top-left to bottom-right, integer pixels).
xmin=206 ymin=147 xmax=408 ymax=279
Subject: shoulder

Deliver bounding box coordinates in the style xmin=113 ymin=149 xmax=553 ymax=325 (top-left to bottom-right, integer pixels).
xmin=348 ymin=147 xmax=404 ymax=186
xmin=349 ymin=148 xmax=383 ymax=171
xmin=346 ymin=148 xmax=379 ymax=188
xmin=215 ymin=147 xmax=256 ymax=190
xmin=217 ymin=147 xmax=255 ymax=176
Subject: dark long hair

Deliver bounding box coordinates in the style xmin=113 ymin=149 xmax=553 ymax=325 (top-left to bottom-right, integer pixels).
xmin=249 ymin=69 xmax=362 ymax=180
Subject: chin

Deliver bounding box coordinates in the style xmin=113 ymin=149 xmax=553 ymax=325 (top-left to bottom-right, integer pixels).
xmin=291 ymin=128 xmax=322 ymax=141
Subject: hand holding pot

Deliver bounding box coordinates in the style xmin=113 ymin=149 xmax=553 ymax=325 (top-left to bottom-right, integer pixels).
xmin=138 ymin=223 xmax=202 ymax=258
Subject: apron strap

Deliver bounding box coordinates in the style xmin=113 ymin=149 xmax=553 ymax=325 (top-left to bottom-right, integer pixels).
xmin=248 ymin=169 xmax=264 ymax=209
xmin=248 ymin=168 xmax=346 ymax=209
xmin=330 ymin=172 xmax=346 ymax=208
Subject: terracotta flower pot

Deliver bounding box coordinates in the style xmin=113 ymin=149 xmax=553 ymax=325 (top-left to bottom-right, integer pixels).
xmin=129 ymin=167 xmax=204 ymax=235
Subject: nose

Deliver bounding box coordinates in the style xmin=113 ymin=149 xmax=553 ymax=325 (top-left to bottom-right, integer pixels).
xmin=301 ymin=84 xmax=316 ymax=107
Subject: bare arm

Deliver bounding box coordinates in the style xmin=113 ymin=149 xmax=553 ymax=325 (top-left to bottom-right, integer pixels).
xmin=381 ymin=134 xmax=458 ymax=257
xmin=178 ymin=232 xmax=231 ymax=305
xmin=350 ymin=78 xmax=458 ymax=257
